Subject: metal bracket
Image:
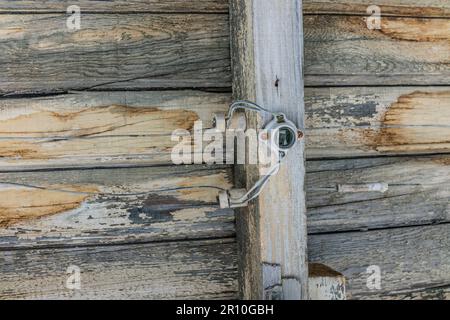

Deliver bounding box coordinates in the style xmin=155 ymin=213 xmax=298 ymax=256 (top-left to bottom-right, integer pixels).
xmin=214 ymin=101 xmax=304 ymax=209
xmin=218 ymin=189 xmax=248 ymax=209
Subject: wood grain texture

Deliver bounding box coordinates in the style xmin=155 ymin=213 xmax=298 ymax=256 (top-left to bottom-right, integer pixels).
xmin=0 ymin=14 xmax=230 ymax=95
xmin=4 ymin=0 xmax=450 ymax=17
xmin=0 ymin=91 xmax=229 ymax=170
xmin=309 ymin=224 xmax=450 ymax=299
xmin=305 ymin=87 xmax=450 ymax=158
xmin=4 ymin=0 xmax=450 ymax=16
xmin=308 ymin=263 xmax=346 ymax=300
xmin=0 ymin=165 xmax=235 ymax=248
xmin=303 ymin=0 xmax=450 ymax=17
xmin=3 ymin=7 xmax=449 ymax=92
xmin=306 ymin=155 xmax=450 ymax=234
xmin=378 ymin=286 xmax=450 ymax=300
xmin=230 ymin=0 xmax=308 ymax=299
xmin=304 ymin=15 xmax=450 ymax=86
xmin=0 ymin=238 xmax=238 ymax=300
xmin=0 ymin=0 xmax=229 ymax=13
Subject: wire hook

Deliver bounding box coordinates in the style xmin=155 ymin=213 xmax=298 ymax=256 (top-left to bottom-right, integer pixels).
xmin=215 ymin=100 xmax=303 ymax=208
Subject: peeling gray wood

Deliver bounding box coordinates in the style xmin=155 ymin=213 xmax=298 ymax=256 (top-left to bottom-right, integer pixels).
xmin=303 ymin=0 xmax=450 ymax=17
xmin=304 ymin=15 xmax=450 ymax=86
xmin=262 ymin=263 xmax=283 ymax=300
xmin=0 ymin=165 xmax=235 ymax=248
xmin=4 ymin=0 xmax=450 ymax=17
xmin=309 ymin=224 xmax=450 ymax=299
xmin=308 ymin=263 xmax=346 ymax=300
xmin=4 ymin=12 xmax=448 ymax=93
xmin=230 ymin=0 xmax=308 ymax=299
xmin=1 ymin=87 xmax=449 ymax=170
xmin=305 ymin=86 xmax=450 ymax=158
xmin=306 ymin=155 xmax=450 ymax=234
xmin=0 ymin=90 xmax=230 ymax=170
xmin=0 ymin=238 xmax=238 ymax=300
xmin=0 ymin=14 xmax=230 ymax=95
xmin=379 ymin=286 xmax=450 ymax=300
xmin=0 ymin=0 xmax=229 ymax=13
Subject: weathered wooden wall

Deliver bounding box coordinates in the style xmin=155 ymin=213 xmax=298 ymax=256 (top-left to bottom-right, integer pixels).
xmin=0 ymin=91 xmax=230 ymax=170
xmin=0 ymin=1 xmax=237 ymax=299
xmin=229 ymin=0 xmax=308 ymax=300
xmin=1 ymin=0 xmax=449 ymax=300
xmin=303 ymin=0 xmax=450 ymax=300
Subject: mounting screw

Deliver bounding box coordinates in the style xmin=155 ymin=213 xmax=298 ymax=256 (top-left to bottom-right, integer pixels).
xmin=213 ymin=113 xmax=226 ymax=132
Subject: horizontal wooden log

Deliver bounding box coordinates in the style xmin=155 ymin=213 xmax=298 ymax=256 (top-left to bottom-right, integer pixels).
xmin=0 ymin=14 xmax=230 ymax=95
xmin=1 ymin=87 xmax=448 ymax=169
xmin=306 ymin=155 xmax=450 ymax=234
xmin=378 ymin=286 xmax=450 ymax=300
xmin=305 ymin=86 xmax=450 ymax=158
xmin=3 ymin=13 xmax=448 ymax=91
xmin=0 ymin=165 xmax=234 ymax=248
xmin=304 ymin=15 xmax=450 ymax=86
xmin=0 ymin=0 xmax=229 ymax=13
xmin=4 ymin=0 xmax=450 ymax=17
xmin=308 ymin=223 xmax=450 ymax=299
xmin=0 ymin=238 xmax=238 ymax=299
xmin=0 ymin=91 xmax=229 ymax=170
xmin=230 ymin=0 xmax=309 ymax=299
xmin=303 ymin=0 xmax=450 ymax=17
xmin=2 ymin=12 xmax=448 ymax=92
xmin=4 ymin=1 xmax=449 ymax=16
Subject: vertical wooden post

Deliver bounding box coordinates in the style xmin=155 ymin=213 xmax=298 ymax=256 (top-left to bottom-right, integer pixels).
xmin=230 ymin=0 xmax=308 ymax=299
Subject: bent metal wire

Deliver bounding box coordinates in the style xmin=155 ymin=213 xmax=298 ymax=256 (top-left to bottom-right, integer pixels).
xmin=216 ymin=100 xmax=303 ymax=208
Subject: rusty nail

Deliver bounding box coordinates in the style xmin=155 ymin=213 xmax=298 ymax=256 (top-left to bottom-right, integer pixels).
xmin=297 ymin=130 xmax=304 ymax=140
